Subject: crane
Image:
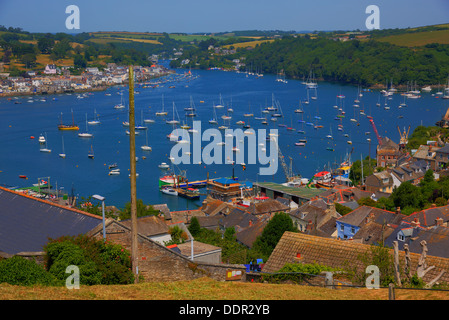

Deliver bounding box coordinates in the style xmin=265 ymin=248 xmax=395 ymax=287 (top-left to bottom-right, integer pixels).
xmin=397 ymin=125 xmax=411 ymax=150
xmin=367 ymin=116 xmax=382 ymax=145
xmin=272 ymin=137 xmax=300 ymax=182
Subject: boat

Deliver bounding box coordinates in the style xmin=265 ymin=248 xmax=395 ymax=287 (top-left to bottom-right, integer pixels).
xmin=39 ymin=133 xmax=51 ymax=153
xmin=108 ymin=163 xmax=118 ymax=169
xmin=161 ymin=187 xmax=178 ymax=196
xmin=88 ymin=145 xmax=94 ymax=159
xmin=295 ymin=142 xmax=306 ymax=147
xmin=87 ymin=109 xmax=101 ymax=125
xmin=59 ymin=136 xmax=66 ymax=158
xmin=108 ymin=169 xmax=120 ymax=175
xmin=158 ymin=162 xmax=170 ymax=169
xmin=78 ymin=113 xmax=93 ymax=138
xmin=114 ymin=93 xmax=125 ymax=109
xmin=38 ymin=134 xmax=46 ymax=144
xmin=155 ymin=94 xmax=168 ymax=115
xmin=209 ymin=105 xmax=219 ymax=124
xmin=58 ymin=110 xmax=79 ymax=131
xmin=141 ymin=129 xmax=152 ymax=151
xmin=166 ymin=102 xmax=180 ymax=125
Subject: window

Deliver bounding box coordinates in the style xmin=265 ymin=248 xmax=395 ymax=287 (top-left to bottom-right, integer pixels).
xmin=340 ymin=224 xmax=344 ymax=232
xmin=351 ymin=227 xmax=355 ymax=234
xmin=397 ymin=233 xmax=405 ymax=242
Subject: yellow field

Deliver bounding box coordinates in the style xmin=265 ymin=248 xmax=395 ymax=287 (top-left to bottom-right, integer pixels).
xmin=109 ymin=37 xmax=162 ymax=44
xmin=377 ymin=29 xmax=449 ymax=47
xmin=222 ymin=39 xmax=275 ymax=49
xmin=36 ymin=54 xmax=74 ymax=67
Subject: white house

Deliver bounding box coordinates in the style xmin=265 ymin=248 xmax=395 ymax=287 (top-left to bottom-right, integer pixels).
xmin=44 ymin=64 xmax=57 ymax=75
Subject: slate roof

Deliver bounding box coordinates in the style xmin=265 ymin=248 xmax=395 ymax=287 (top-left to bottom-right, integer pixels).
xmin=247 ymin=198 xmax=290 ymax=215
xmin=403 ymin=205 xmax=449 ymax=227
xmin=337 ymin=206 xmax=405 ymax=228
xmin=385 ymin=221 xmax=449 ymax=258
xmin=235 ymin=219 xmax=268 ymax=248
xmin=0 ymin=186 xmax=102 ymax=254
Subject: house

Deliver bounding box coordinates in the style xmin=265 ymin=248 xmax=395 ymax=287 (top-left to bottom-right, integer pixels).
xmin=44 ymin=64 xmax=57 ymax=75
xmin=120 ymin=215 xmax=172 ymax=245
xmin=376 ymin=137 xmax=401 ymax=167
xmin=235 ymin=219 xmax=268 ymax=249
xmin=173 ymin=241 xmax=222 ymax=264
xmin=246 ymin=198 xmax=290 ymax=216
xmin=412 ymin=144 xmax=440 ymax=171
xmin=0 ymin=186 xmax=102 ymax=255
xmin=365 ymin=171 xmax=394 ymax=194
xmin=385 ymin=220 xmax=449 ymax=258
xmin=390 ymin=164 xmax=425 ymax=188
xmin=434 ymin=144 xmax=449 ymax=170
xmin=288 ymin=198 xmax=340 ymax=237
xmin=335 ymin=205 xmax=405 ymax=240
xmin=402 ymin=204 xmax=449 ymax=228
xmin=262 ymin=231 xmax=449 ymax=284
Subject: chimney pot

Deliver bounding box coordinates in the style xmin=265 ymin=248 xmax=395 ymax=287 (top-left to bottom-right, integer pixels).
xmin=436 ymin=217 xmax=443 ymax=226
xmin=396 ymin=207 xmax=401 ymax=214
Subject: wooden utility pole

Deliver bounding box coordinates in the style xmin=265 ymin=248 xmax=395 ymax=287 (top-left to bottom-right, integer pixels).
xmin=129 ymin=66 xmax=139 ymax=283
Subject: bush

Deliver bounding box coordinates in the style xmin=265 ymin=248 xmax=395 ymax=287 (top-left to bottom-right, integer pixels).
xmin=264 ymin=263 xmax=338 ymax=284
xmin=0 ymin=256 xmax=58 ymax=286
xmin=44 ymin=235 xmax=134 ymax=285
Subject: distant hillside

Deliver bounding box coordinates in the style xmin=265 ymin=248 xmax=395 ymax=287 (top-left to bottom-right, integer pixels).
xmin=372 ymin=23 xmax=449 ymax=47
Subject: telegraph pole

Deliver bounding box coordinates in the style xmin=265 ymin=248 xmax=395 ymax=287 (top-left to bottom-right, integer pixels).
xmin=129 ymin=66 xmax=139 ymax=283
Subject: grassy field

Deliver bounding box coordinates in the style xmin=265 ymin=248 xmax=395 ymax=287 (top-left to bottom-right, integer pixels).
xmin=222 ymin=39 xmax=275 ymax=49
xmin=377 ymin=29 xmax=449 ymax=47
xmin=1 ymin=277 xmax=449 ymax=300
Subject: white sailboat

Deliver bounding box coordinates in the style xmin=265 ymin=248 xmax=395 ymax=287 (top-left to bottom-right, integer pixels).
xmin=59 ymin=136 xmax=66 ymax=158
xmin=114 ymin=93 xmax=125 ymax=109
xmin=141 ymin=129 xmax=152 ymax=151
xmin=87 ymin=109 xmax=101 ymax=125
xmin=166 ymin=102 xmax=180 ymax=125
xmin=209 ymin=105 xmax=218 ymax=124
xmin=78 ymin=114 xmax=93 ymax=138
xmin=215 ymin=94 xmax=225 ymax=109
xmin=155 ymin=94 xmax=168 ymax=116
xmin=40 ymin=133 xmax=51 ymax=153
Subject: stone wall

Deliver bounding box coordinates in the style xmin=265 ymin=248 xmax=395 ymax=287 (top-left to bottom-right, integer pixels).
xmin=88 ymin=220 xmax=246 ymax=282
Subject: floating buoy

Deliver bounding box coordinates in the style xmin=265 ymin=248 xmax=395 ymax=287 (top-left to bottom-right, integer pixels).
xmin=30 ymin=136 xmax=35 ymax=139
xmin=19 ymin=175 xmax=27 ymax=179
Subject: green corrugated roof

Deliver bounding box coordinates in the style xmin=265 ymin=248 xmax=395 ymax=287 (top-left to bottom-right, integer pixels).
xmin=255 ymin=182 xmax=326 ymax=199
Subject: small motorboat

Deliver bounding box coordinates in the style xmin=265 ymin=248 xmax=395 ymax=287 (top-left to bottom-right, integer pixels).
xmin=158 ymin=162 xmax=170 ymax=169
xmin=161 ymin=187 xmax=178 ymax=196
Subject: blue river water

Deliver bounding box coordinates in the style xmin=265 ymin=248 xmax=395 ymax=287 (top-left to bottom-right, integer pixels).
xmin=1 ymin=64 xmax=448 ymax=211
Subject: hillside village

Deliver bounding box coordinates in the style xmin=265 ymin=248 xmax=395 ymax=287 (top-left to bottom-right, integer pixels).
xmin=3 ymin=125 xmax=449 ymax=288
xmin=0 ymin=62 xmax=174 ymax=96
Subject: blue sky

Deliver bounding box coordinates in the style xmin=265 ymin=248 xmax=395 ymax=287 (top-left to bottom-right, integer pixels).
xmin=0 ymin=0 xmax=448 ymax=33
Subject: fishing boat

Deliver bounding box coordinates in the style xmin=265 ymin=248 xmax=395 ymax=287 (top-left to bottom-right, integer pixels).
xmin=295 ymin=142 xmax=306 ymax=147
xmin=58 ymin=110 xmax=79 ymax=131
xmin=161 ymin=187 xmax=178 ymax=196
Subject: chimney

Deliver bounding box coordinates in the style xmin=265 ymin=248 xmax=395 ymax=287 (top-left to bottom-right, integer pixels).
xmin=396 ymin=207 xmax=401 ymax=214
xmin=435 ymin=217 xmax=443 ymax=226
xmin=411 ymin=217 xmax=420 ymax=228
xmin=431 ymin=203 xmax=437 ymax=208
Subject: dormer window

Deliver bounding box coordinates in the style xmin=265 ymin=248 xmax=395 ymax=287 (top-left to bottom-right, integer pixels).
xmin=397 ymin=233 xmax=405 ymax=242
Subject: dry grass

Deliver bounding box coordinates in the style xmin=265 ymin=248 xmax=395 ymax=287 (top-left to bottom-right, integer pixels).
xmin=1 ymin=277 xmax=449 ymax=300
xmin=35 ymin=54 xmax=74 ymax=67
xmin=377 ymin=29 xmax=449 ymax=47
xmin=222 ymin=39 xmax=275 ymax=49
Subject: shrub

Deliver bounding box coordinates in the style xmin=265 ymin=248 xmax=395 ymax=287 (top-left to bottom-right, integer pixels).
xmin=44 ymin=235 xmax=134 ymax=285
xmin=0 ymin=256 xmax=58 ymax=286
